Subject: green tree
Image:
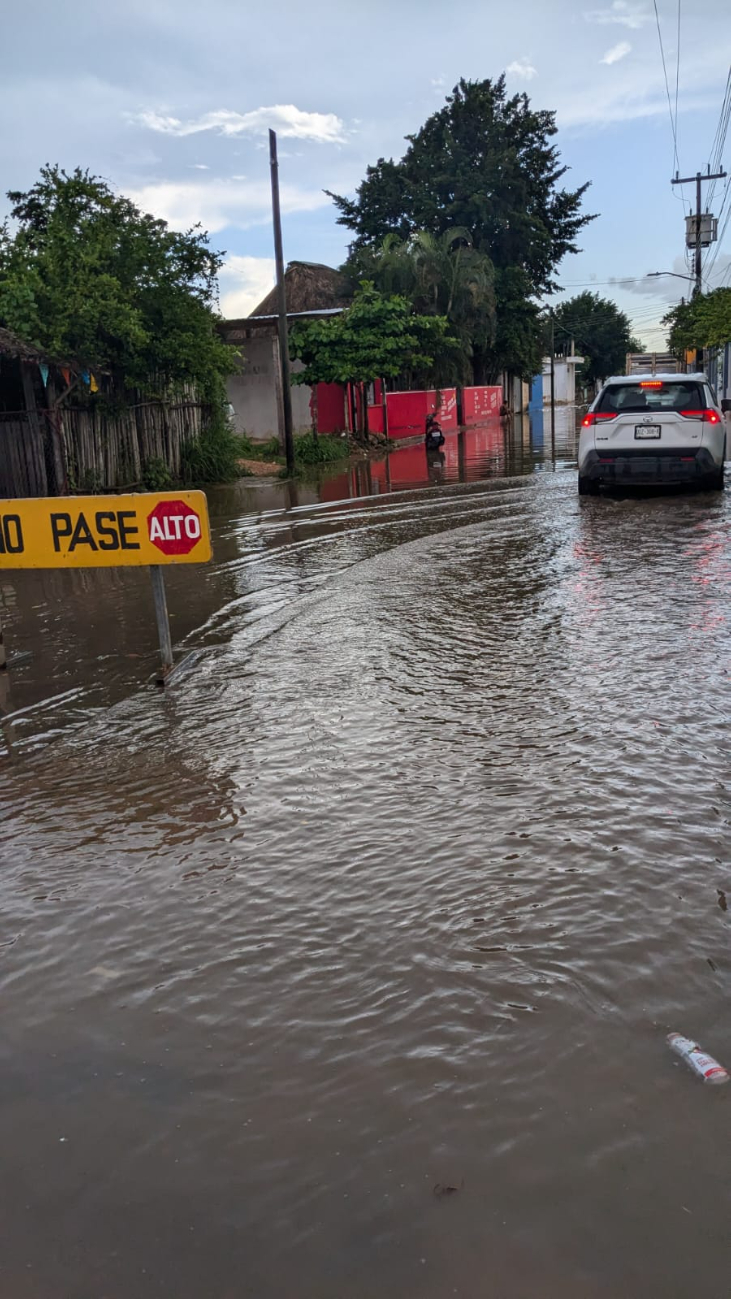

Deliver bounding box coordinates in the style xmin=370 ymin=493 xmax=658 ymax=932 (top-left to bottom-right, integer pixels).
xmin=328 ymin=77 xmax=595 ymax=381
xmin=551 ymin=292 xmax=638 ymax=386
xmin=347 ymin=228 xmax=495 ymax=383
xmin=289 ymin=282 xmax=455 ymax=433
xmin=0 ymin=166 xmax=235 ymax=394
xmin=663 ymin=298 xmax=695 ymax=354
xmin=664 ymin=288 xmax=731 ymax=352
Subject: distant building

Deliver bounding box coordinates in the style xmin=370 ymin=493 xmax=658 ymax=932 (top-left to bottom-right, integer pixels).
xmin=220 ymin=262 xmax=350 ymax=441
xmin=529 ymin=354 xmax=584 ymax=407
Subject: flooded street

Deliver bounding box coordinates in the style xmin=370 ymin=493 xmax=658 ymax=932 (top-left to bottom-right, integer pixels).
xmin=3 ymin=410 xmax=731 ymax=1298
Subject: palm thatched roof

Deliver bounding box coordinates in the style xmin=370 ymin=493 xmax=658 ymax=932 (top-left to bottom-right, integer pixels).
xmin=249 ymin=261 xmax=350 ymax=317
xmin=0 ymin=326 xmax=49 ymax=364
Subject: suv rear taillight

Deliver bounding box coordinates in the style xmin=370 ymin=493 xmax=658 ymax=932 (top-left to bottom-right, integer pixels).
xmin=679 ymin=409 xmax=721 ymax=423
xmin=582 ymin=412 xmax=618 ymax=427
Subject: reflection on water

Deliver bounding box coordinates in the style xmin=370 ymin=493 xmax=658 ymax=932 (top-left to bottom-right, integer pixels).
xmin=0 ymin=414 xmax=575 ymax=731
xmin=6 ymin=407 xmax=731 ymax=1297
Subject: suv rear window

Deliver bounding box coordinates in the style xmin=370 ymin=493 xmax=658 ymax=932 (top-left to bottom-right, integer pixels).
xmin=596 ymin=381 xmax=706 ymax=414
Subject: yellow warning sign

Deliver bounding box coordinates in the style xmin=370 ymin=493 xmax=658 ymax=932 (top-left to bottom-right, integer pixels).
xmin=0 ymin=491 xmax=212 ymax=569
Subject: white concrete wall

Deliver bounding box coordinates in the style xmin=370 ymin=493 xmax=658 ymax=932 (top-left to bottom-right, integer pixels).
xmin=540 ymin=357 xmax=582 ymax=405
xmin=226 ymin=335 xmax=314 ymax=442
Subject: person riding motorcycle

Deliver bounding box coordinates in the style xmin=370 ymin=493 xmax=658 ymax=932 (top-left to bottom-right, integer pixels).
xmin=425 ymin=413 xmax=445 ymax=449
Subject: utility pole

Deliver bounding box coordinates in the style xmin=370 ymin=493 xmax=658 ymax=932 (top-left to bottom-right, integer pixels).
xmin=549 ymin=308 xmax=556 ymax=448
xmin=269 ymin=129 xmax=295 ymax=476
xmin=671 ymin=166 xmax=726 ymax=297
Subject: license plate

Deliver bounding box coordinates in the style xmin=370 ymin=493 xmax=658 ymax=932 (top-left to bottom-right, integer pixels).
xmin=635 ymin=425 xmax=661 ymax=440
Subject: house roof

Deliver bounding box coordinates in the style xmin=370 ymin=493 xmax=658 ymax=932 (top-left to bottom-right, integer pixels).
xmin=0 ymin=326 xmax=50 ymax=364
xmin=249 ymin=261 xmax=350 ymax=316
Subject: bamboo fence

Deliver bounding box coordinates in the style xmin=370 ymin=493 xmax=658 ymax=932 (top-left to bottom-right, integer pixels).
xmin=0 ymin=395 xmax=210 ymax=498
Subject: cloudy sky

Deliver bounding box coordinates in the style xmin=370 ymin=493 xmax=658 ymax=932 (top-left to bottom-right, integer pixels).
xmin=4 ymin=0 xmax=730 ymax=348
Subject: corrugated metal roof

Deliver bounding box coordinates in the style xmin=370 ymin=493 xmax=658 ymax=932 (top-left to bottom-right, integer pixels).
xmin=248 ymin=308 xmax=344 ymax=321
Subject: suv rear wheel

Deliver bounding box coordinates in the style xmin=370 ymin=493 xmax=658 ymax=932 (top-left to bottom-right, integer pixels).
xmin=578 ymin=475 xmax=599 ymax=497
xmin=707 ymin=437 xmax=726 ymax=491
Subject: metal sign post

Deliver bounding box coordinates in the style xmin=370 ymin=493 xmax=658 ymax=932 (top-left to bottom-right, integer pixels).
xmin=150 ymin=565 xmax=174 ymax=681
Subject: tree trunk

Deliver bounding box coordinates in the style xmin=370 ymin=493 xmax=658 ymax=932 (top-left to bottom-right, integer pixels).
xmin=472 ymin=348 xmax=488 ymax=386
xmin=446 ymin=246 xmax=461 ymax=319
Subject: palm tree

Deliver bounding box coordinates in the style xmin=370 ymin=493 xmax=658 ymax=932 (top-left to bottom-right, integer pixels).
xmin=351 ymin=229 xmax=496 ymax=383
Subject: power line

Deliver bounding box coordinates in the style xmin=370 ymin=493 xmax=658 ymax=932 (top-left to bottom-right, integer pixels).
xmin=707 ymin=65 xmax=731 ymax=210
xmin=654 ymin=0 xmax=690 ymax=221
xmin=547 ymin=303 xmax=670 ymax=333
xmin=680 ymin=1 xmax=685 ymax=171
xmin=710 ymin=201 xmax=731 ymax=275
xmin=704 ymin=168 xmax=731 ymax=280
xmin=653 ymin=0 xmax=681 ymax=180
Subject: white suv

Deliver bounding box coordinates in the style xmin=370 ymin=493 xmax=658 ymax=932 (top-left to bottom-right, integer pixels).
xmin=578 ymin=373 xmax=725 ymax=494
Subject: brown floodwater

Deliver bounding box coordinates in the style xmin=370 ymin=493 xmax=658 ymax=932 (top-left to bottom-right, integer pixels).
xmin=2 ymin=411 xmax=731 ymax=1298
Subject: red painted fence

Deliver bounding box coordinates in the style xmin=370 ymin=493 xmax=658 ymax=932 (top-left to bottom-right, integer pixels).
xmin=312 ymin=383 xmax=502 ymax=438
xmin=462 ymin=385 xmax=502 ymax=424
xmin=367 ymin=404 xmax=385 ymax=435
xmin=385 ymin=389 xmax=458 ymax=440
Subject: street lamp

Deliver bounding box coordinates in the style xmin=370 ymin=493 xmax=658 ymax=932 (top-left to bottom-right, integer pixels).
xmin=646 ymin=271 xmax=695 ymax=282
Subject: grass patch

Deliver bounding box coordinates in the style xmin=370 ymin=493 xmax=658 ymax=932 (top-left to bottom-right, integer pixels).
xmin=234 ymin=434 xmax=283 ymax=463
xmin=239 ymin=431 xmax=351 ymax=477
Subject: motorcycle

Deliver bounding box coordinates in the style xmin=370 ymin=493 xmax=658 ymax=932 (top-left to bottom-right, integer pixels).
xmin=425 ymin=414 xmax=445 ymax=449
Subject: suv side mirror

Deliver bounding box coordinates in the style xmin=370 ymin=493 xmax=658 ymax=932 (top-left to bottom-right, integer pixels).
xmin=722 ymin=399 xmax=731 ymax=414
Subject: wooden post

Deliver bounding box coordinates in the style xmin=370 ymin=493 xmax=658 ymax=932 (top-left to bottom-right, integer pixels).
xmin=20 ymin=364 xmax=49 ymax=495
xmin=45 ymin=374 xmax=68 ymax=494
xmin=272 ymin=334 xmax=285 ymax=449
xmin=0 ymin=607 xmax=6 ymax=671
xmin=150 ymin=565 xmax=174 ymax=681
xmin=269 ymin=129 xmax=295 ymax=476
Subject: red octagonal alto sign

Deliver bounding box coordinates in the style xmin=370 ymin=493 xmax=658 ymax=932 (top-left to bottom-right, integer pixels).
xmin=147 ymin=499 xmax=204 ymax=557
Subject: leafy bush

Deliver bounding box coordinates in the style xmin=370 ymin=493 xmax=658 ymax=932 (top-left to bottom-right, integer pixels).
xmin=294 ymin=433 xmax=350 ymax=465
xmin=142 ymin=456 xmax=172 ymax=491
xmin=181 ymin=404 xmax=242 ymax=485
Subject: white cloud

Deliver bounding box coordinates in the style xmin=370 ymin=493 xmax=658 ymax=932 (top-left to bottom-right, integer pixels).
xmin=554 ymin=72 xmax=720 ymax=128
xmin=219 ymin=255 xmax=275 ymax=318
xmin=600 ymin=40 xmax=632 ymax=64
xmin=506 ymin=60 xmax=538 ymax=80
xmin=584 ymin=1 xmax=650 ymax=28
xmin=134 ymin=104 xmax=345 ymax=144
xmin=127 ymin=177 xmax=329 ymax=232
xmin=190 ymin=163 xmax=209 ymax=169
